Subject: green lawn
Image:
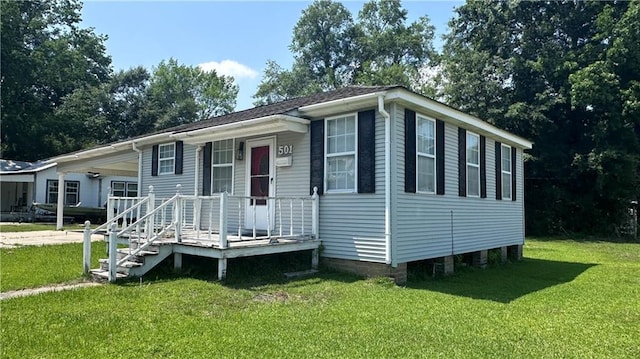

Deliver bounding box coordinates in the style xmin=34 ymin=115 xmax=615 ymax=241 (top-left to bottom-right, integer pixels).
xmin=1 ymin=238 xmax=638 ymax=358
xmin=1 ymin=242 xmax=104 ymax=291
xmin=0 ymin=223 xmax=96 ymax=232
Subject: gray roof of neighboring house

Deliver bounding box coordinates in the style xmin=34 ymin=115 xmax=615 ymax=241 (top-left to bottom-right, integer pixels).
xmin=0 ymin=159 xmax=55 ymax=173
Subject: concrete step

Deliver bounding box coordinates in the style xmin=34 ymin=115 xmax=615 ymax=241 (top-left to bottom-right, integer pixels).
xmin=99 ymin=259 xmax=143 ymax=274
xmin=90 ymin=269 xmax=127 ymax=282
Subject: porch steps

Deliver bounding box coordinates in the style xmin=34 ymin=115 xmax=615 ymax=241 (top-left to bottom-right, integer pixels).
xmin=91 ymin=243 xmax=173 ymax=282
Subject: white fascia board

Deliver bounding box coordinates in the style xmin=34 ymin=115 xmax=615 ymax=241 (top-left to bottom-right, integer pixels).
xmin=385 ymin=89 xmax=534 ymax=149
xmin=171 ymin=115 xmax=310 ymax=144
xmin=298 ymin=92 xmax=387 ymax=117
xmin=50 ymin=132 xmax=173 ymax=164
xmin=0 ymin=173 xmax=35 ymax=182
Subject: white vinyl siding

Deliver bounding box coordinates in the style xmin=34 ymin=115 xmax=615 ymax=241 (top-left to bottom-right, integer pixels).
xmin=416 ymin=114 xmax=436 ymax=193
xmin=325 ymin=114 xmax=357 ymax=193
xmin=501 ymin=144 xmax=512 ymax=199
xmin=158 ymin=143 xmax=175 ymax=175
xmin=466 ymin=132 xmax=480 ymax=197
xmin=212 ymin=139 xmax=234 ymax=193
xmin=394 ymin=104 xmax=525 ymax=263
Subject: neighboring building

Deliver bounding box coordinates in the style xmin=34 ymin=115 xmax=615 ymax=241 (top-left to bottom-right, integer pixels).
xmin=0 ymin=159 xmax=136 ymax=222
xmin=50 ymin=86 xmax=533 ymax=282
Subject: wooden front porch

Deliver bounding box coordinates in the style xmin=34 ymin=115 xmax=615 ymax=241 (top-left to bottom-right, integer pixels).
xmin=85 ymin=186 xmax=321 ymax=282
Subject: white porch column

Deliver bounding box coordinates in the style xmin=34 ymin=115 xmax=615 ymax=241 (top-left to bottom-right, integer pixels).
xmin=56 ymin=172 xmax=65 ymax=230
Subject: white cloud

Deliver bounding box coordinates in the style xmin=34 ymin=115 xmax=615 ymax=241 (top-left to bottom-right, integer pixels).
xmin=198 ymin=60 xmax=259 ymax=80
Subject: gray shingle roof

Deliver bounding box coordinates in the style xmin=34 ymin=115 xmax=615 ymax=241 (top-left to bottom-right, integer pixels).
xmin=172 ymin=85 xmax=400 ymax=134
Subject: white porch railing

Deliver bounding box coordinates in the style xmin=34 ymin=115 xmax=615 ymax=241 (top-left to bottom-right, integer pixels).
xmin=84 ymin=185 xmax=320 ymax=282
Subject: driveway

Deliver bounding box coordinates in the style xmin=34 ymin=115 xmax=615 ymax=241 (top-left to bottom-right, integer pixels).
xmin=0 ymin=230 xmax=104 ymax=248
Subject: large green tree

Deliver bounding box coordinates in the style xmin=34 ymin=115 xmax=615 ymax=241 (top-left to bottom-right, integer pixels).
xmin=147 ymin=59 xmax=238 ymax=129
xmin=1 ymin=0 xmax=111 ymax=160
xmin=253 ymin=0 xmax=437 ymax=105
xmin=442 ymin=0 xmax=639 ymax=234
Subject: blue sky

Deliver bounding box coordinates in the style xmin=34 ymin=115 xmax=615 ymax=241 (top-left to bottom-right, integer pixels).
xmin=81 ymin=1 xmax=463 ymax=111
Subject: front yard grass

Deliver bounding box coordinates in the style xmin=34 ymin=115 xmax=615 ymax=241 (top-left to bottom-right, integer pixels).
xmin=1 ymin=242 xmax=103 ymax=291
xmin=1 ymin=238 xmax=638 ymax=358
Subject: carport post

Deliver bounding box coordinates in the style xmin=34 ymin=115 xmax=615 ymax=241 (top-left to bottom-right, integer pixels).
xmin=56 ymin=172 xmax=65 ymax=230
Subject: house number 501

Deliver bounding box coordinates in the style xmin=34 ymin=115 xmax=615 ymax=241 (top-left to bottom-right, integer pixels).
xmin=278 ymin=145 xmax=293 ymax=156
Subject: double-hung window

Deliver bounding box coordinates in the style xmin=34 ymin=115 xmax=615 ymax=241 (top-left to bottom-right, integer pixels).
xmin=501 ymin=144 xmax=512 ymax=199
xmin=47 ymin=180 xmax=79 ymax=204
xmin=416 ymin=115 xmax=436 ymax=193
xmin=46 ymin=180 xmax=58 ymax=204
xmin=158 ymin=143 xmax=175 ymax=175
xmin=325 ymin=114 xmax=357 ymax=192
xmin=466 ymin=132 xmax=480 ymax=197
xmin=112 ymin=181 xmax=138 ymax=197
xmin=212 ymin=139 xmax=234 ymax=193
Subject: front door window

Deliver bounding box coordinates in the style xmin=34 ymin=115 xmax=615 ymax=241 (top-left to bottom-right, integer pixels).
xmin=250 ymin=145 xmax=270 ymax=205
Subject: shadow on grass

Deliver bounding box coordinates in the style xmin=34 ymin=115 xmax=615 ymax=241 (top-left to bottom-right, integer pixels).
xmin=134 ymin=250 xmax=360 ymax=290
xmin=407 ymin=258 xmax=596 ymax=303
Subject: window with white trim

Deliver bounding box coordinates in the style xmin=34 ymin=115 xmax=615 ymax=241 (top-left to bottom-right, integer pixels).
xmin=212 ymin=139 xmax=234 ymax=193
xmin=501 ymin=144 xmax=512 ymax=199
xmin=112 ymin=181 xmax=138 ymax=197
xmin=158 ymin=143 xmax=175 ymax=175
xmin=417 ymin=115 xmax=436 ymax=193
xmin=47 ymin=180 xmax=80 ymax=204
xmin=46 ymin=180 xmax=58 ymax=204
xmin=466 ymin=132 xmax=480 ymax=197
xmin=325 ymin=114 xmax=357 ymax=192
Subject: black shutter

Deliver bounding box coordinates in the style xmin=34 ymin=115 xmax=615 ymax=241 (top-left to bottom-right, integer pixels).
xmin=310 ymin=120 xmax=324 ymax=195
xmin=202 ymin=142 xmax=212 ymax=195
xmin=458 ymin=128 xmax=466 ymax=197
xmin=175 ymin=141 xmax=184 ymax=175
xmin=404 ymin=109 xmax=416 ymax=193
xmin=480 ymin=135 xmax=486 ymax=198
xmin=511 ymin=147 xmax=517 ymax=201
xmin=357 ymin=109 xmax=376 ymax=193
xmin=495 ymin=141 xmax=502 ymax=200
xmin=151 ymin=145 xmax=159 ymax=176
xmin=436 ymin=120 xmax=445 ymax=195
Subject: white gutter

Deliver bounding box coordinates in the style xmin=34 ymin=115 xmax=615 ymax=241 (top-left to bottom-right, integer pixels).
xmin=194 ymin=144 xmax=202 ymax=195
xmin=384 ymin=89 xmax=534 ymax=149
xmin=132 ymin=142 xmax=143 ymax=195
xmin=298 ymin=91 xmax=388 ymax=117
xmin=170 ymin=115 xmax=309 ymax=140
xmin=51 ymin=132 xmax=173 ymax=163
xmin=378 ymin=95 xmax=392 ymax=265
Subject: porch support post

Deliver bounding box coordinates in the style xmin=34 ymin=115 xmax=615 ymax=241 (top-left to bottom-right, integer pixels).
xmin=217 ymin=258 xmax=227 ymax=280
xmin=146 ymin=186 xmax=155 ymax=237
xmin=56 ymin=172 xmax=65 ymax=230
xmin=194 ymin=145 xmax=202 ymax=231
xmin=173 ymin=253 xmax=182 ymax=271
xmin=311 ymin=248 xmax=319 ymax=269
xmin=83 ymin=220 xmax=92 ymax=274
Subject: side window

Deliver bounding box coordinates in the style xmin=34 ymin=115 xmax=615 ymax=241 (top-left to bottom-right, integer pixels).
xmin=112 ymin=182 xmax=126 ymax=197
xmin=46 ymin=180 xmax=58 ymax=204
xmin=416 ymin=115 xmax=436 ymax=193
xmin=127 ymin=183 xmax=138 ymax=197
xmin=325 ymin=114 xmax=357 ymax=192
xmin=212 ymin=139 xmax=234 ymax=193
xmin=501 ymin=144 xmax=512 ymax=199
xmin=466 ymin=132 xmax=480 ymax=197
xmin=64 ymin=181 xmax=80 ymax=205
xmin=158 ymin=143 xmax=175 ymax=175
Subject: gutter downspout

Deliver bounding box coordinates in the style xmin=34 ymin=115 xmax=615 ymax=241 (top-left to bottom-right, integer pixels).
xmin=378 ymin=95 xmax=392 ymax=265
xmin=132 ymin=143 xmax=143 ymax=194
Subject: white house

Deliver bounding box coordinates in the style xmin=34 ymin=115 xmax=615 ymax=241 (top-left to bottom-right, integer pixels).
xmin=49 ymin=86 xmax=533 ymax=283
xmin=0 ymin=159 xmax=136 ymax=222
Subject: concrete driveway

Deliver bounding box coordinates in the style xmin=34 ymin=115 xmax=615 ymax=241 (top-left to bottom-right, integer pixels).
xmin=0 ymin=230 xmax=104 ymax=248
